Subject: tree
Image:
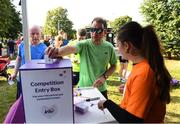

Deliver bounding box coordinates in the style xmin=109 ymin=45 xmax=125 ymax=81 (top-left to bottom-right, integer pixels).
xmin=0 ymin=0 xmax=11 ymax=37
xmin=109 ymin=16 xmax=132 ymax=34
xmin=5 ymin=4 xmax=22 ymax=39
xmin=140 ymin=0 xmax=180 ymax=58
xmin=0 ymin=0 xmax=22 ymax=40
xmin=43 ymin=7 xmax=74 ymax=39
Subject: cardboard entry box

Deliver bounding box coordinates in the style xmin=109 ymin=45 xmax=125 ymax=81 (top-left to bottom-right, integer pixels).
xmin=19 ymin=59 xmax=74 ymax=123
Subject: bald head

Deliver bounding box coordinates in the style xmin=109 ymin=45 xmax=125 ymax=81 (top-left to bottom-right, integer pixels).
xmin=30 ymin=25 xmax=41 ymax=45
xmin=30 ymin=25 xmax=41 ymax=34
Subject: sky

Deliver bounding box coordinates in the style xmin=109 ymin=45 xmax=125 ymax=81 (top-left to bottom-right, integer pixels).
xmin=13 ymin=0 xmax=144 ymax=30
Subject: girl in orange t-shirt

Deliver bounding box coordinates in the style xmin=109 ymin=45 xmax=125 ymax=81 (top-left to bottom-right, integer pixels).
xmin=98 ymin=21 xmax=172 ymax=123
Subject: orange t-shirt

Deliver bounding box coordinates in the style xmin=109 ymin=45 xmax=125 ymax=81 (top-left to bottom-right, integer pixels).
xmin=120 ymin=60 xmax=166 ymax=122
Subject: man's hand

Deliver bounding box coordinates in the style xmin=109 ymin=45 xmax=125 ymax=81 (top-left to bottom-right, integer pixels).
xmin=8 ymin=73 xmax=16 ymax=81
xmin=45 ymin=47 xmax=59 ymax=58
xmin=93 ymin=76 xmax=106 ymax=87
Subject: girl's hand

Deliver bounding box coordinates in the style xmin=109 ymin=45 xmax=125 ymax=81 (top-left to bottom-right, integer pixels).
xmin=98 ymin=100 xmax=106 ymax=110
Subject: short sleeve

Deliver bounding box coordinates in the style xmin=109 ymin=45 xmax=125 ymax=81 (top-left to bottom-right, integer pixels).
xmin=110 ymin=46 xmax=117 ymax=65
xmin=74 ymin=40 xmax=87 ymax=54
xmin=123 ymin=70 xmax=156 ymax=119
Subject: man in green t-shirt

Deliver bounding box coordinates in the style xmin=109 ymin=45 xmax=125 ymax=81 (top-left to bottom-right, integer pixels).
xmin=69 ymin=28 xmax=87 ymax=85
xmin=46 ymin=17 xmax=117 ymax=99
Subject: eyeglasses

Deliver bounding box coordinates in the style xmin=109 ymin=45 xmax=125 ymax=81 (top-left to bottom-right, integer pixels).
xmin=90 ymin=28 xmax=104 ymax=34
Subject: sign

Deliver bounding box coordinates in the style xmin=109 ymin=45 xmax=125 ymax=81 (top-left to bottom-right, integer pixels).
xmin=20 ymin=59 xmax=74 ymax=123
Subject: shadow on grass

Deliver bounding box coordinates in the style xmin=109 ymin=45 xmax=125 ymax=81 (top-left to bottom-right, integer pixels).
xmin=171 ymin=85 xmax=180 ymax=89
xmin=170 ymin=95 xmax=180 ymax=104
xmin=107 ymin=80 xmax=123 ymax=99
xmin=108 ymin=90 xmax=121 ymax=97
xmin=107 ymin=80 xmax=121 ymax=87
xmin=165 ymin=111 xmax=180 ymax=123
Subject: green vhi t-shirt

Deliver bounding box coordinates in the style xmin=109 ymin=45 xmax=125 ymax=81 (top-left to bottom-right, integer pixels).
xmin=75 ymin=39 xmax=117 ymax=92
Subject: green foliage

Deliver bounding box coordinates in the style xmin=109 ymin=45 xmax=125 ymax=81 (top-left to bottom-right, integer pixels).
xmin=0 ymin=0 xmax=22 ymax=40
xmin=43 ymin=7 xmax=74 ymax=39
xmin=109 ymin=16 xmax=132 ymax=34
xmin=140 ymin=0 xmax=180 ymax=58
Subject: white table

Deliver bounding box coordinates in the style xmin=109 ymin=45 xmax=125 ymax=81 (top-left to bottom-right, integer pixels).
xmin=4 ymin=87 xmax=117 ymax=123
xmin=74 ymin=87 xmax=116 ymax=123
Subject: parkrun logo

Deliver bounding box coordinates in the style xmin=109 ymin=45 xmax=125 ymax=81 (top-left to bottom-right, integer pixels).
xmin=41 ymin=105 xmax=57 ymax=118
xmin=59 ymin=70 xmax=67 ymax=77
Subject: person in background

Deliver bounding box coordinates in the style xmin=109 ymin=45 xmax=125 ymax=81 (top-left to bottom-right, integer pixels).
xmin=9 ymin=25 xmax=47 ymax=99
xmin=69 ymin=28 xmax=87 ymax=86
xmin=98 ymin=21 xmax=172 ymax=123
xmin=0 ymin=41 xmax=3 ymax=56
xmin=58 ymin=30 xmax=69 ymax=46
xmin=7 ymin=39 xmax=15 ymax=59
xmin=53 ymin=34 xmax=64 ymax=48
xmin=119 ymin=54 xmax=129 ymax=83
xmin=16 ymin=35 xmax=23 ymax=47
xmin=43 ymin=35 xmax=50 ymax=47
xmin=15 ymin=36 xmax=23 ymax=55
xmin=46 ymin=17 xmax=117 ymax=99
xmin=48 ymin=35 xmax=55 ymax=45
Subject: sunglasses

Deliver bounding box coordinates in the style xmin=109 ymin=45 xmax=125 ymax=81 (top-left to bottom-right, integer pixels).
xmin=90 ymin=28 xmax=104 ymax=34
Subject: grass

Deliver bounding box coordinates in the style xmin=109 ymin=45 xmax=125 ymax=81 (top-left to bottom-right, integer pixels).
xmin=0 ymin=77 xmax=17 ymax=123
xmin=165 ymin=87 xmax=180 ymax=122
xmin=0 ymin=59 xmax=180 ymax=122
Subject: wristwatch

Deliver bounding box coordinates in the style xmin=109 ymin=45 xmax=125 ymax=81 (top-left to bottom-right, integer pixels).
xmin=103 ymin=73 xmax=108 ymax=80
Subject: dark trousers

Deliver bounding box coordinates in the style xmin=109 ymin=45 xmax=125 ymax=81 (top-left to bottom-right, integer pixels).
xmin=16 ymin=80 xmax=22 ymax=99
xmin=72 ymin=72 xmax=79 ymax=86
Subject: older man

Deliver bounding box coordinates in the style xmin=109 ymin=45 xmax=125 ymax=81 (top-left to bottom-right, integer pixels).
xmin=9 ymin=25 xmax=47 ymax=99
